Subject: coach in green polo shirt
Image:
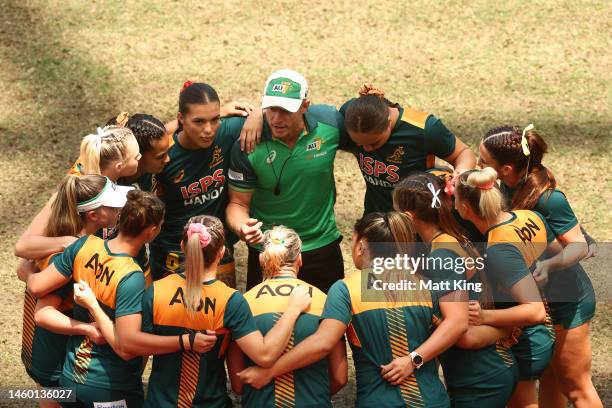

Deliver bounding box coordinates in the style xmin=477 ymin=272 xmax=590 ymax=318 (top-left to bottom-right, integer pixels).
xmin=227 ymin=69 xmax=343 ymax=292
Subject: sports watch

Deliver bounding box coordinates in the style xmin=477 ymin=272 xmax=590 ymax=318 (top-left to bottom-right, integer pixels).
xmin=409 ymin=351 xmax=424 ymax=369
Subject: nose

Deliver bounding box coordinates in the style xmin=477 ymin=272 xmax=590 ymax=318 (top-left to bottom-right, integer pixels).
xmin=203 ymin=122 xmax=213 ymax=134
xmin=163 ymin=154 xmax=170 ymax=164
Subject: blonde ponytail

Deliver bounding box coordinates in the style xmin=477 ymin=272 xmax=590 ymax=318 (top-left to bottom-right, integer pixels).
xmin=181 ymin=216 xmax=225 ymax=313
xmin=261 ymin=226 xmax=302 ymax=279
xmin=80 ymin=133 xmax=103 ymax=174
xmin=184 ymin=233 xmax=204 ymax=312
xmin=45 ymin=174 xmax=107 ymax=237
xmin=78 ymin=126 xmax=136 ymax=175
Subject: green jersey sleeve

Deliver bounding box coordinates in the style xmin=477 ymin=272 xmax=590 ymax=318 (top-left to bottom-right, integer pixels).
xmin=537 ymin=190 xmax=579 ymax=236
xmin=52 ymin=235 xmax=89 ymax=278
xmin=228 ymin=140 xmax=258 ymax=192
xmin=115 ymin=271 xmax=145 ymax=318
xmin=424 ymin=115 xmax=456 ymax=159
xmin=338 ymin=99 xmax=356 ymax=152
xmin=224 ymin=291 xmax=258 ymax=340
xmin=532 ymin=211 xmax=556 ymax=244
xmin=218 ymin=116 xmax=247 ymax=142
xmin=321 ymin=280 xmax=352 ymax=325
xmin=141 ymin=285 xmax=155 ymax=333
xmin=486 ymin=244 xmax=530 ymax=289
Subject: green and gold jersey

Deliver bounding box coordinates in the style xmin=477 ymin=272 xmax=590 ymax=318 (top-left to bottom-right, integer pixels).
xmin=484 ymin=211 xmax=555 ymax=359
xmin=62 ymin=164 xmax=152 ymax=283
xmin=428 ymin=234 xmax=517 ymax=388
xmin=339 ymin=99 xmax=456 ymax=214
xmin=228 ymin=105 xmax=342 ymax=252
xmin=151 ymin=117 xmax=245 ymax=265
xmin=22 ymin=253 xmax=72 ymax=386
xmin=323 ymin=272 xmax=449 ymax=408
xmin=242 ymin=277 xmax=331 ymax=408
xmin=141 ymin=274 xmax=257 ymax=408
xmin=420 ymin=233 xmax=473 ymax=299
xmin=53 ymin=235 xmax=146 ymax=391
xmin=501 ymin=184 xmax=595 ymax=305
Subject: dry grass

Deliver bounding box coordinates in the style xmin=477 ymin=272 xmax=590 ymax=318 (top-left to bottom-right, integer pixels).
xmin=0 ymin=0 xmax=610 ymax=406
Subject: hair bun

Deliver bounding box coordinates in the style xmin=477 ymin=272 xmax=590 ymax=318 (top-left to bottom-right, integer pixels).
xmin=358 ymin=84 xmax=385 ymax=99
xmin=466 ymin=167 xmax=498 ymax=188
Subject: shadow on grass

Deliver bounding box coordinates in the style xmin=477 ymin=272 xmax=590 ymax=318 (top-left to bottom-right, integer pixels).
xmin=0 ymin=1 xmax=122 ymax=236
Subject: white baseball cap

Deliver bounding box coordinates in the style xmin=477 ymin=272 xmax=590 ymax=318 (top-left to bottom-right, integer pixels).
xmin=261 ymin=69 xmax=308 ymax=113
xmin=76 ymin=177 xmax=134 ymax=212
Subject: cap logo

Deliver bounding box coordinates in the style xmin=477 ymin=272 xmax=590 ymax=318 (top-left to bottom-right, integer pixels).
xmin=266 ymin=78 xmax=301 ymax=99
xmin=272 ymin=82 xmax=291 ymax=94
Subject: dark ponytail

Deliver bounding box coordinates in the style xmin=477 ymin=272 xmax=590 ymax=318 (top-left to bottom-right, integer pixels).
xmin=482 ymin=125 xmax=556 ymax=209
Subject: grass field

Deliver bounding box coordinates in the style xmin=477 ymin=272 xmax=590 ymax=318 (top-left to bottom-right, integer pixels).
xmin=1 ymin=1 xmax=610 ymax=406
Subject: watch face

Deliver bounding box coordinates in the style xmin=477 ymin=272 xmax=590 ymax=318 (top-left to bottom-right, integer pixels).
xmin=413 ymin=354 xmax=423 ymax=365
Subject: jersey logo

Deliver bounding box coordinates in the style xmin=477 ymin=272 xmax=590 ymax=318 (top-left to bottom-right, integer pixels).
xmin=209 ymin=145 xmax=224 ymax=168
xmin=386 ymin=146 xmax=405 ymax=164
xmin=228 ymin=168 xmax=244 ymax=181
xmin=169 ymin=286 xmax=217 ymax=314
xmin=84 ymin=253 xmax=115 ymax=286
xmin=255 ymin=283 xmax=314 ymax=299
xmin=173 ymin=169 xmax=185 ymax=183
xmin=510 ymin=217 xmax=541 ymax=244
xmin=306 ymin=137 xmax=323 ymax=152
xmin=266 ymin=150 xmax=277 ymax=164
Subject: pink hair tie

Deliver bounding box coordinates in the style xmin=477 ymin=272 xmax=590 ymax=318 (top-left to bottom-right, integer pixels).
xmin=478 ymin=181 xmax=496 ymax=190
xmin=444 ymin=177 xmax=455 ymax=196
xmin=187 ymin=223 xmax=212 ymax=248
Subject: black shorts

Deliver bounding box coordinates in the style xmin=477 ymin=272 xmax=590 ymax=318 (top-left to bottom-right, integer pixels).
xmin=247 ymin=237 xmax=344 ymax=293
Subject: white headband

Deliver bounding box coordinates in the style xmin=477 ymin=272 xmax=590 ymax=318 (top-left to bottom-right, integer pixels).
xmin=76 ymin=177 xmax=133 ymax=212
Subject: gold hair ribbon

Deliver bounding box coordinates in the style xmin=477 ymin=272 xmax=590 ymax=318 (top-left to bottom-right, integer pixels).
xmin=116 ymin=112 xmax=130 ymax=127
xmin=271 ymin=236 xmax=285 ymax=245
xmin=521 ymin=124 xmax=534 ymax=157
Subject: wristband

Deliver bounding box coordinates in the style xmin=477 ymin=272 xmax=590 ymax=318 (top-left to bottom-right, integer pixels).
xmin=189 ymin=332 xmax=196 ymax=352
xmin=178 ymin=334 xmax=186 ymax=352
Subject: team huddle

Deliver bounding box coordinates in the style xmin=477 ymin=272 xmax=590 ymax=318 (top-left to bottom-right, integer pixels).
xmin=15 ymin=69 xmax=601 ymax=408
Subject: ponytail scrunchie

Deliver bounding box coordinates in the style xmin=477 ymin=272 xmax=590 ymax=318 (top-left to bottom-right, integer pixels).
xmin=478 ymin=181 xmax=496 ymax=190
xmin=181 ymin=80 xmax=194 ymax=93
xmin=116 ymin=112 xmax=130 ymax=127
xmin=187 ymin=223 xmax=212 ymax=248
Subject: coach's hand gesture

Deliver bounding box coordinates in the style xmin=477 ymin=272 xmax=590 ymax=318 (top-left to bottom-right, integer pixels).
xmin=240 ymin=218 xmax=264 ymax=245
xmin=380 ymin=356 xmax=414 ymax=385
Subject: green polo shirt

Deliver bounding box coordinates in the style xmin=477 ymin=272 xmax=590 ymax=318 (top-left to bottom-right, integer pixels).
xmin=228 ymin=104 xmax=342 ymax=252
